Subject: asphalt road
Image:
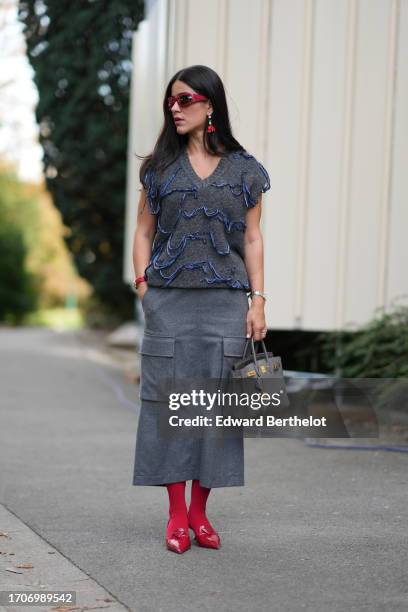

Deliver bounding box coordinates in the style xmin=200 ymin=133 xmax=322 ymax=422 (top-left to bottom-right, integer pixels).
xmin=1 ymin=326 xmax=407 ymax=612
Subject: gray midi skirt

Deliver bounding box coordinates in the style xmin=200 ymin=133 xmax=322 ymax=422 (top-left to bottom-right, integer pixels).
xmin=132 ymin=287 xmax=249 ymax=488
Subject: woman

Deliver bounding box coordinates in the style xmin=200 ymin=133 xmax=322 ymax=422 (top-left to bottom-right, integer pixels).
xmin=132 ymin=65 xmax=270 ymax=554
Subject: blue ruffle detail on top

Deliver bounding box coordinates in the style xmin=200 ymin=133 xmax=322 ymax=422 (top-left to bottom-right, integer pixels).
xmin=156 ymin=204 xmax=246 ymax=238
xmin=148 ymin=258 xmax=250 ymax=289
xmin=150 ymin=182 xmax=246 ymax=270
xmin=150 ymin=231 xmax=229 ymax=269
xmin=210 ymin=151 xmax=271 ymax=207
xmin=182 ymin=205 xmax=246 ymax=232
xmin=142 ymin=168 xmax=161 ymax=214
xmin=143 ymin=165 xmax=197 ymax=214
xmin=151 ymin=197 xmax=246 ymax=270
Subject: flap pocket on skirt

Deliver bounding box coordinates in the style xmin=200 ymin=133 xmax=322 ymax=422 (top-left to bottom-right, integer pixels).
xmin=221 ymin=336 xmax=247 ymax=381
xmin=139 ymin=334 xmax=175 ymax=401
xmin=223 ymin=336 xmax=247 ymax=357
xmin=140 ymin=334 xmax=174 ymax=357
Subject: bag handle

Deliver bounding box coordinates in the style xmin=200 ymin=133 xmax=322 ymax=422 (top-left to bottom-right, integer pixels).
xmin=240 ymin=338 xmax=279 ymax=393
xmin=241 ymin=338 xmax=273 ymax=364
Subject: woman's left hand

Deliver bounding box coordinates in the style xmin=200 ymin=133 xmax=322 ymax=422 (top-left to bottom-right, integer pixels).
xmin=246 ymin=298 xmax=267 ymax=340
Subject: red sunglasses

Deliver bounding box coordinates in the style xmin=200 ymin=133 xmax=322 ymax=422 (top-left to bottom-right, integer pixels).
xmin=167 ymin=91 xmax=208 ymax=110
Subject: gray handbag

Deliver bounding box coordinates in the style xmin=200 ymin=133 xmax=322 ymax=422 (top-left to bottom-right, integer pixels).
xmin=231 ymin=338 xmax=290 ymax=408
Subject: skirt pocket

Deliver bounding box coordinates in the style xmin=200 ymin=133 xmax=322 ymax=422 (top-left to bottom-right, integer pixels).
xmin=140 ymin=286 xmax=151 ymax=308
xmin=221 ymin=336 xmax=247 ymax=381
xmin=139 ymin=333 xmax=175 ymax=401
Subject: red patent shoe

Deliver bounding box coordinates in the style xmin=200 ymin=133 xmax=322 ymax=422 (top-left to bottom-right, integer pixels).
xmin=189 ymin=522 xmax=221 ymax=549
xmin=165 ymin=519 xmax=191 ymax=554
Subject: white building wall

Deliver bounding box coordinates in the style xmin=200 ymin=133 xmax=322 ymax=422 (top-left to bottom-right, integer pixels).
xmin=124 ymin=0 xmax=408 ymax=332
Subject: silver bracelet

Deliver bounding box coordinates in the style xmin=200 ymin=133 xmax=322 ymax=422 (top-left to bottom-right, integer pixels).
xmin=251 ymin=290 xmax=267 ymax=301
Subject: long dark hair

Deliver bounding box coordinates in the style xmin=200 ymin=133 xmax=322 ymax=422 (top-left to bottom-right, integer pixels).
xmin=136 ymin=64 xmax=245 ymax=183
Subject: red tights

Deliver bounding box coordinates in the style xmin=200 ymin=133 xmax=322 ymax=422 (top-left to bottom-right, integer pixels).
xmin=166 ymin=479 xmax=213 ymax=534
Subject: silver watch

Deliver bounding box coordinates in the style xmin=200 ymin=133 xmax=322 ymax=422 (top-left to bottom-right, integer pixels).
xmin=251 ymin=290 xmax=267 ymax=301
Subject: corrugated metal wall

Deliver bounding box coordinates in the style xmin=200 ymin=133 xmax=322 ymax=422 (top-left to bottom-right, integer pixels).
xmin=124 ymin=0 xmax=408 ymax=332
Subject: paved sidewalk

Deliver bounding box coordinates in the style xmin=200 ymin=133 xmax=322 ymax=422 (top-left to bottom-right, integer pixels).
xmin=0 ymin=504 xmax=128 ymax=612
xmin=1 ymin=326 xmax=408 ymax=612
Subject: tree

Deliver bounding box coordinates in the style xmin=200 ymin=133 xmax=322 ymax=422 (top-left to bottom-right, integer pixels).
xmin=18 ymin=0 xmax=145 ymax=318
xmin=0 ymin=166 xmax=39 ymax=323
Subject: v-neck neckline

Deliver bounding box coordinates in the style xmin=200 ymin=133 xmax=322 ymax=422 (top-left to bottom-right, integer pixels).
xmin=181 ymin=147 xmax=229 ymax=187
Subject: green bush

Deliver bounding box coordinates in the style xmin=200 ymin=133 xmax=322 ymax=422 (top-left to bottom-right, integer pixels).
xmin=0 ymin=220 xmax=38 ymax=324
xmin=316 ymin=300 xmax=408 ymax=378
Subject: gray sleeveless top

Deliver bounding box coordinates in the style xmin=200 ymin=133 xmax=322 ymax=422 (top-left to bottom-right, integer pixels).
xmin=142 ymin=146 xmax=270 ymax=290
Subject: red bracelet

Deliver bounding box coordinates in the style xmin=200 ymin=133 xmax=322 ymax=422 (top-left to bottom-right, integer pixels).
xmin=133 ymin=275 xmax=146 ymax=290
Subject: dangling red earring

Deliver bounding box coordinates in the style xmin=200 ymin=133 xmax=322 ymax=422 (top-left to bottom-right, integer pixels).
xmin=207 ymin=114 xmax=216 ymax=133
